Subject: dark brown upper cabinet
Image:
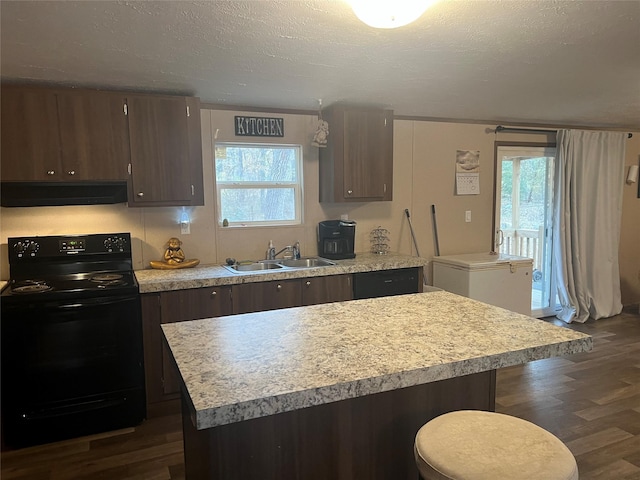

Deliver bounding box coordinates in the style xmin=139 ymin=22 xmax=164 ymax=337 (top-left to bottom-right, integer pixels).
xmin=56 ymin=90 xmax=130 ymax=181
xmin=319 ymin=104 xmax=393 ymax=202
xmin=126 ymin=95 xmax=204 ymax=207
xmin=2 ymin=86 xmax=65 ymax=182
xmin=1 ymin=86 xmax=129 ymax=182
xmin=1 ymin=85 xmax=204 ymax=207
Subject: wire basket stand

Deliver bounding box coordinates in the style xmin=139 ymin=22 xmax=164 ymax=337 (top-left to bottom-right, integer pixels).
xmin=370 ymin=226 xmax=390 ymax=255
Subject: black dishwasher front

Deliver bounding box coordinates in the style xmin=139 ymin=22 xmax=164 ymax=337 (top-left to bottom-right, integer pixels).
xmin=353 ymin=267 xmax=420 ymax=299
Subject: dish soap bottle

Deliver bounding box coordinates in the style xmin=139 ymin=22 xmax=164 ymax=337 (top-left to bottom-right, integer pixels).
xmin=266 ymin=240 xmax=276 ymax=260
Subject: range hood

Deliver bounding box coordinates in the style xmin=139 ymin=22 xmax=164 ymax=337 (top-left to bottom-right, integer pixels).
xmin=1 ymin=182 xmax=129 ymax=207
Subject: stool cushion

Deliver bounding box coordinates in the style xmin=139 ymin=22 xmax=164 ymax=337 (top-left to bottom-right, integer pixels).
xmin=414 ymin=410 xmax=578 ymax=480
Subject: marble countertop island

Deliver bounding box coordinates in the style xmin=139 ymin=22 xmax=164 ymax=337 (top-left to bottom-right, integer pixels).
xmin=135 ymin=252 xmax=427 ymax=293
xmin=162 ymin=290 xmax=592 ymax=431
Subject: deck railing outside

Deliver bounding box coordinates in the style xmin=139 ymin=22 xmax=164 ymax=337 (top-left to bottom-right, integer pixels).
xmin=498 ymin=227 xmax=544 ymax=272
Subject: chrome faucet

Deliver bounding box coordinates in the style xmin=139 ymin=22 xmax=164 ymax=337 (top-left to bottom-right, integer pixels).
xmin=266 ymin=241 xmax=301 ymax=260
xmin=275 ymin=246 xmax=292 ymax=259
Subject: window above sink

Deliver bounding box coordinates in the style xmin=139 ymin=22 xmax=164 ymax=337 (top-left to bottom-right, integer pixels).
xmin=214 ymin=143 xmax=303 ymax=227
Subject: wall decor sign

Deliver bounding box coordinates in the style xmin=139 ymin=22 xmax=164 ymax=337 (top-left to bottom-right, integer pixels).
xmin=235 ymin=116 xmax=284 ymax=137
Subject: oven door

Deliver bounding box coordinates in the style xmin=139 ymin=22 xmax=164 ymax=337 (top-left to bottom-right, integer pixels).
xmin=1 ymin=294 xmax=146 ymax=447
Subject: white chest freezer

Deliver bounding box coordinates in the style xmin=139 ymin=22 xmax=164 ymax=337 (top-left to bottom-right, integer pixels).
xmin=432 ymin=252 xmax=532 ymax=315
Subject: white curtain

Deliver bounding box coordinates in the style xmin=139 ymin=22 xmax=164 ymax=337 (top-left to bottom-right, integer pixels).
xmin=553 ymin=129 xmax=627 ymax=323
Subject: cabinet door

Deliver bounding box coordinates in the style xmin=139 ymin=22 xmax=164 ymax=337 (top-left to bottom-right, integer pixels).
xmin=56 ymin=91 xmax=129 ymax=181
xmin=159 ymin=287 xmax=232 ymax=396
xmin=141 ymin=294 xmax=164 ymax=406
xmin=232 ymin=280 xmax=302 ymax=314
xmin=127 ymin=95 xmax=194 ymax=205
xmin=160 ymin=286 xmax=233 ymax=322
xmin=142 ymin=288 xmax=232 ymax=406
xmin=302 ymin=274 xmax=353 ymax=306
xmin=319 ymin=105 xmax=393 ymax=202
xmin=1 ymin=86 xmax=62 ymax=181
xmin=343 ymin=108 xmax=393 ymax=200
xmin=186 ymin=97 xmax=205 ymax=206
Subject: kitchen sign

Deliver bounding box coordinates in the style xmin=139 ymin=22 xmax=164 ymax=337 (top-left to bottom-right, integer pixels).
xmin=235 ymin=116 xmax=284 ymax=137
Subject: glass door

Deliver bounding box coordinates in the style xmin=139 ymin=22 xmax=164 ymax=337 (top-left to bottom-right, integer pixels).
xmin=495 ymin=146 xmax=558 ymax=317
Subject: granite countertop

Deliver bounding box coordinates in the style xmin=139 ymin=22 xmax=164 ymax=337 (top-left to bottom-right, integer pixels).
xmin=135 ymin=252 xmax=427 ymax=293
xmin=162 ymin=290 xmax=592 ymax=430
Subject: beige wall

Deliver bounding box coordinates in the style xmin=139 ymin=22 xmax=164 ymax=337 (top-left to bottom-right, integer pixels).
xmin=1 ymin=109 xmax=639 ymax=306
xmin=620 ymin=135 xmax=640 ymax=305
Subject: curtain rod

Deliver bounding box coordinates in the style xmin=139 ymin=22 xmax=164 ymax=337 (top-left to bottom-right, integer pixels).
xmin=495 ymin=125 xmax=632 ymax=138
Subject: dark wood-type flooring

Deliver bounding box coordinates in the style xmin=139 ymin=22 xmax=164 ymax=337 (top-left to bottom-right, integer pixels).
xmin=496 ymin=308 xmax=640 ymax=479
xmin=2 ymin=308 xmax=639 ymax=479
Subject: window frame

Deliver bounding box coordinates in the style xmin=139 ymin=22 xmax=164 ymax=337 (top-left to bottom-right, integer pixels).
xmin=214 ymin=142 xmax=304 ymax=227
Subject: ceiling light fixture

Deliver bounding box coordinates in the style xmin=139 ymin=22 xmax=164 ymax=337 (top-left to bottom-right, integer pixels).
xmin=349 ymin=0 xmax=439 ymax=29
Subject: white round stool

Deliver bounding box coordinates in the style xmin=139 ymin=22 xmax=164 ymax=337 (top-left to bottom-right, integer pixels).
xmin=414 ymin=410 xmax=578 ymax=480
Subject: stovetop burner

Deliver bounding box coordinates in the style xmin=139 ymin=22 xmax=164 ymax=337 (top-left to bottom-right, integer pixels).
xmin=91 ymin=273 xmax=124 ymax=282
xmin=12 ymin=284 xmax=53 ymax=294
xmin=96 ymin=279 xmax=127 ymax=288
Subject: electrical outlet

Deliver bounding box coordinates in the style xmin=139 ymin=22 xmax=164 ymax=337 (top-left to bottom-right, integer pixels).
xmin=465 ymin=210 xmax=472 ymax=223
xmin=181 ymin=221 xmax=190 ymax=235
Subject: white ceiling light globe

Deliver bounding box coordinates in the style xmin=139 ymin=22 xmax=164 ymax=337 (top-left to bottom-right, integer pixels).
xmin=349 ymin=0 xmax=438 ymax=29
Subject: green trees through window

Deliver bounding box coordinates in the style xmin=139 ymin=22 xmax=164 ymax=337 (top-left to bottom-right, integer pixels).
xmin=214 ymin=143 xmax=302 ymax=225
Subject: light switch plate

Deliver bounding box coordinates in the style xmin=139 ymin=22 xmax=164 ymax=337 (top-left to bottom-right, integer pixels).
xmin=465 ymin=210 xmax=471 ymax=223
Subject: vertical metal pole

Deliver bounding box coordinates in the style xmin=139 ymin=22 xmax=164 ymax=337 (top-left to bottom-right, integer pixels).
xmin=404 ymin=209 xmax=421 ymax=257
xmin=431 ymin=204 xmax=440 ymax=256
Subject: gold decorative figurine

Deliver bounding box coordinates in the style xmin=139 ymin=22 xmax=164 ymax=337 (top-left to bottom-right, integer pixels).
xmin=150 ymin=237 xmax=200 ymax=269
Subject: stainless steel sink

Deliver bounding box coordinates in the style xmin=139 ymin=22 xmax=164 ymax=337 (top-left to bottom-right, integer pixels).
xmin=278 ymin=257 xmax=335 ymax=268
xmin=224 ymin=257 xmax=335 ymax=273
xmin=225 ymin=262 xmax=284 ymax=272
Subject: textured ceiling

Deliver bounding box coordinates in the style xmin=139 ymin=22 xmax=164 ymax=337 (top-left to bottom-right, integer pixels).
xmin=1 ymin=0 xmax=639 ymax=129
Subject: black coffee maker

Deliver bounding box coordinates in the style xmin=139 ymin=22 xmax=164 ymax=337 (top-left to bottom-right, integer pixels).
xmin=318 ymin=220 xmax=356 ymax=259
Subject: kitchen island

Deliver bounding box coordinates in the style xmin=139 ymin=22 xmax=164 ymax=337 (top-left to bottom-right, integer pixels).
xmin=162 ymin=290 xmax=591 ymax=480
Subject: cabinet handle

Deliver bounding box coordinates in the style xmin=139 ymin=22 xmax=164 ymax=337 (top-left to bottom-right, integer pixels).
xmin=276 ymin=284 xmax=282 ymax=291
xmin=211 ymin=290 xmax=217 ymax=297
xmin=306 ymin=281 xmax=311 ymax=287
xmin=67 ymin=170 xmax=75 ymax=176
xmin=137 ymin=192 xmax=144 ymax=197
xmin=47 ymin=170 xmax=55 ymax=176
xmin=347 ymin=190 xmax=353 ymax=195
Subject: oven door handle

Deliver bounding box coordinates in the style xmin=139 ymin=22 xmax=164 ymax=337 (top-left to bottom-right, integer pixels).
xmin=53 ymin=295 xmax=138 ymax=309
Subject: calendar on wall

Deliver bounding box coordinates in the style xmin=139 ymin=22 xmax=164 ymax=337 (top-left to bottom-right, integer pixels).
xmin=455 ymin=150 xmax=480 ymax=195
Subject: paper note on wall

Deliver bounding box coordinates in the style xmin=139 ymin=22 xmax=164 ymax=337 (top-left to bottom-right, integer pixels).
xmin=456 ymin=150 xmax=480 ymax=195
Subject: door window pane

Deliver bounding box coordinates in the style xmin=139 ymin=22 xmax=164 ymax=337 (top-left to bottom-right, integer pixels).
xmin=495 ymin=146 xmax=557 ymax=317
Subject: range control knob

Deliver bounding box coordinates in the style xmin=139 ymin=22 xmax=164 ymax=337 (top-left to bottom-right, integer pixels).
xmin=14 ymin=240 xmax=39 ymax=257
xmin=114 ymin=237 xmax=126 ymax=251
xmin=13 ymin=241 xmax=26 ymax=255
xmin=26 ymin=241 xmax=40 ymax=256
xmin=104 ymin=236 xmax=126 ymax=252
xmin=103 ymin=238 xmax=114 ymax=251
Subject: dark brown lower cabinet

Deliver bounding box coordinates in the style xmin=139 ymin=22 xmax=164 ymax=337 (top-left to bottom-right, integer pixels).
xmin=302 ymin=274 xmax=352 ymax=305
xmin=231 ymin=279 xmax=301 ymax=314
xmin=141 ymin=286 xmax=232 ymax=413
xmin=232 ymin=275 xmax=354 ymax=314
